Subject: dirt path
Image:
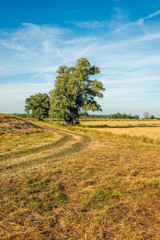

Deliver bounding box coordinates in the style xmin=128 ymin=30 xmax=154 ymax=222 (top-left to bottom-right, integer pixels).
xmin=0 ymin=124 xmax=91 ymax=182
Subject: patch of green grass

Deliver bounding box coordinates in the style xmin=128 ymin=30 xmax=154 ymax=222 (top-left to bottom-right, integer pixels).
xmin=83 ymin=190 xmax=106 ymax=210
xmin=148 ymin=180 xmax=160 ymax=189
xmin=27 ymin=176 xmax=52 ymax=194
xmin=27 ymin=183 xmax=41 ymax=194
xmin=96 ymin=189 xmax=106 ymax=197
xmin=135 ymin=183 xmax=145 ymax=191
xmin=0 ymin=175 xmax=69 ymax=215
xmin=54 ymin=191 xmax=68 ymax=204
xmin=27 ymin=176 xmax=40 ymax=184
xmin=84 ymin=188 xmax=122 ymax=210
xmin=81 ymin=179 xmax=125 ymax=210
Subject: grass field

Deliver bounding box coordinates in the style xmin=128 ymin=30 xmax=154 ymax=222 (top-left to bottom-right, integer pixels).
xmin=0 ymin=114 xmax=160 ymax=239
xmin=79 ymin=119 xmax=160 ymax=144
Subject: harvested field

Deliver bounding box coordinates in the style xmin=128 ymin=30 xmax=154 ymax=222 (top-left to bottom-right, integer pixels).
xmin=0 ymin=116 xmax=160 ymax=239
xmin=79 ymin=119 xmax=160 ymax=143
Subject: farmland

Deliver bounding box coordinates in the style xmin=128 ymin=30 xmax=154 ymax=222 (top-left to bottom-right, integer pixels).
xmin=0 ymin=114 xmax=160 ymax=239
xmin=80 ymin=119 xmax=160 ymax=143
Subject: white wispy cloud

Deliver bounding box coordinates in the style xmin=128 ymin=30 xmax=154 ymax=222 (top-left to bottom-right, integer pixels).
xmin=141 ymin=9 xmax=160 ymax=21
xmin=68 ymin=20 xmax=108 ymax=29
xmin=116 ymin=9 xmax=160 ymax=31
xmin=69 ymin=6 xmax=129 ymax=30
xmin=0 ymin=9 xmax=160 ymax=115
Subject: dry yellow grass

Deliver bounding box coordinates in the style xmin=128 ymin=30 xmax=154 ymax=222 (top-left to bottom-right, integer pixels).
xmin=81 ymin=119 xmax=160 ymax=126
xmin=0 ymin=116 xmax=160 ymax=239
xmin=80 ymin=119 xmax=160 ymax=142
xmin=97 ymin=126 xmax=160 ymax=140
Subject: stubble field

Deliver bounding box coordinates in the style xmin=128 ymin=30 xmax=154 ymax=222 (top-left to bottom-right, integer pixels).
xmin=0 ymin=114 xmax=160 ymax=239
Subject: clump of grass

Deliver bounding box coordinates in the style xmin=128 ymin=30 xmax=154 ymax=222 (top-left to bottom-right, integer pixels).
xmin=26 ymin=178 xmax=68 ymax=210
xmin=27 ymin=176 xmax=40 ymax=184
xmin=54 ymin=191 xmax=68 ymax=204
xmin=83 ymin=180 xmax=123 ymax=210
xmin=83 ymin=189 xmax=106 ymax=210
xmin=14 ymin=211 xmax=25 ymax=225
xmin=27 ymin=183 xmax=41 ymax=194
xmin=120 ymin=133 xmax=154 ymax=144
xmin=53 ymin=182 xmax=68 ymax=204
xmin=148 ymin=180 xmax=160 ymax=189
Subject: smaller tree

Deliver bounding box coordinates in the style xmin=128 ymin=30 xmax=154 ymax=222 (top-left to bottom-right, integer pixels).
xmin=143 ymin=112 xmax=150 ymax=119
xmin=150 ymin=115 xmax=155 ymax=119
xmin=25 ymin=93 xmax=50 ymax=120
xmin=134 ymin=115 xmax=139 ymax=119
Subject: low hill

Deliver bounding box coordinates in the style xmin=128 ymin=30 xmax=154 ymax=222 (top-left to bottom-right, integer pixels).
xmin=0 ymin=113 xmax=43 ymax=135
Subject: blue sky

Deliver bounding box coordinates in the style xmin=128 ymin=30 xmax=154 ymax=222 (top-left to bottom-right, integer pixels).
xmin=0 ymin=0 xmax=160 ymax=117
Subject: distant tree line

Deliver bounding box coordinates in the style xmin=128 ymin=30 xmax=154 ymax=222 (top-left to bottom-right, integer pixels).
xmin=14 ymin=112 xmax=158 ymax=120
xmin=80 ymin=112 xmax=140 ymax=119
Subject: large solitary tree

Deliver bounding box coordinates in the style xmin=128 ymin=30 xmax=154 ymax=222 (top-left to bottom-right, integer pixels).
xmin=50 ymin=58 xmax=105 ymax=125
xmin=25 ymin=93 xmax=50 ymax=120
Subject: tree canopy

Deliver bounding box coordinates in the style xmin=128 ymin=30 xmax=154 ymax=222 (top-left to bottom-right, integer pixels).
xmin=50 ymin=58 xmax=105 ymax=125
xmin=150 ymin=115 xmax=155 ymax=119
xmin=143 ymin=112 xmax=150 ymax=119
xmin=25 ymin=93 xmax=50 ymax=120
